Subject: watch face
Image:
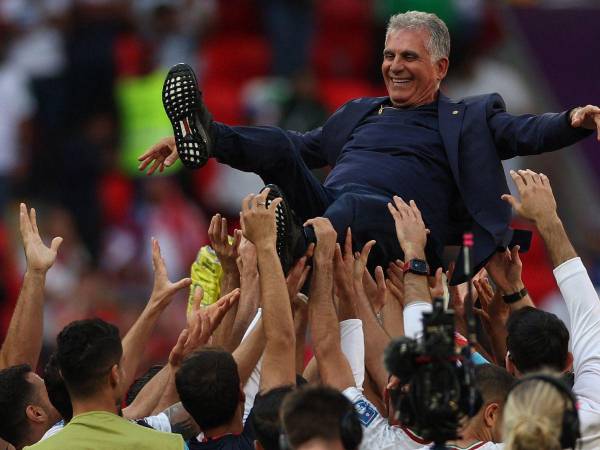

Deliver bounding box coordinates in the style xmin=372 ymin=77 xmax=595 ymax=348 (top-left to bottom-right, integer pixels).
xmin=411 ymin=259 xmax=428 ymax=273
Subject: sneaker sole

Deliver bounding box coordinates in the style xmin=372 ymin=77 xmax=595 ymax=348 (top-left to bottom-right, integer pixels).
xmin=162 ymin=63 xmax=209 ymax=169
xmin=262 ymin=184 xmax=295 ymax=273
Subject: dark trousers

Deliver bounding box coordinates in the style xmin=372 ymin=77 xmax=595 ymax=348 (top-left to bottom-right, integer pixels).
xmin=212 ymin=127 xmax=444 ymax=272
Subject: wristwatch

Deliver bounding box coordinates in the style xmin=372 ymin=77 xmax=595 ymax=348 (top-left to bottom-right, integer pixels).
xmin=402 ymin=259 xmax=429 ymax=276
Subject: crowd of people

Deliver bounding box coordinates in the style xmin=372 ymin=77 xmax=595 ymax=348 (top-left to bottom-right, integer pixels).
xmin=1 ymin=167 xmax=600 ymax=450
xmin=2 ymin=3 xmax=600 ymax=450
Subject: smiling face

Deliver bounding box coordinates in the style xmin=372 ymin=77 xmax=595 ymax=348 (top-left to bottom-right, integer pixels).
xmin=382 ymin=27 xmax=449 ymax=108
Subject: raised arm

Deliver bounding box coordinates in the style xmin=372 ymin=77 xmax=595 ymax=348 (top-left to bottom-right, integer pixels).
xmin=121 ymin=239 xmax=192 ymax=390
xmin=486 ymin=95 xmax=596 ymax=160
xmin=387 ymin=196 xmax=431 ymax=338
xmin=0 ymin=204 xmax=62 ymax=369
xmin=306 ymin=217 xmax=356 ymax=392
xmin=240 ymin=189 xmax=296 ymax=392
xmin=503 ymin=169 xmax=600 ymax=426
xmin=485 ymin=245 xmax=535 ymax=313
xmin=501 ymin=169 xmax=576 ymax=267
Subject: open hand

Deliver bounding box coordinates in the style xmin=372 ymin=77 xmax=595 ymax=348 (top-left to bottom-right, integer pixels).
xmin=240 ymin=189 xmax=281 ymax=249
xmin=304 ymin=217 xmax=337 ymax=265
xmin=208 ymin=214 xmax=241 ymax=272
xmin=502 ymin=170 xmax=558 ymax=225
xmin=570 ymin=105 xmax=600 ymax=141
xmin=149 ymin=238 xmax=192 ymax=309
xmin=387 ymin=196 xmax=428 ymax=257
xmin=485 ymin=246 xmax=524 ymax=294
xmin=20 ymin=203 xmax=63 ymax=274
xmin=138 ymin=136 xmax=179 ymax=175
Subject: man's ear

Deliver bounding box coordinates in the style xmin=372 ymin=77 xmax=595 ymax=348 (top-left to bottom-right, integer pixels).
xmin=565 ymin=352 xmax=574 ymax=373
xmin=435 ymin=57 xmax=449 ymax=82
xmin=483 ymin=402 xmax=500 ymax=429
xmin=26 ymin=404 xmax=48 ymax=424
xmin=109 ymin=364 xmax=120 ymax=389
xmin=505 ymin=353 xmax=518 ymax=377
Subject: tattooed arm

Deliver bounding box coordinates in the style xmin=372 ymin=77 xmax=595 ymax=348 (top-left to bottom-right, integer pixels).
xmin=161 ymin=402 xmax=200 ymax=441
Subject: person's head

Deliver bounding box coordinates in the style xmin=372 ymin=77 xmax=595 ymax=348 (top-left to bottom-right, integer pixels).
xmin=461 ymin=364 xmax=515 ymax=443
xmin=0 ymin=364 xmax=60 ymax=449
xmin=175 ymin=348 xmax=244 ymax=432
xmin=382 ymin=11 xmax=450 ymax=108
xmin=281 ymin=385 xmax=362 ymax=450
xmin=252 ymin=386 xmax=295 ymax=450
xmin=503 ymin=373 xmax=580 ymax=450
xmin=125 ymin=365 xmax=163 ymax=406
xmin=44 ymin=353 xmax=72 ymax=422
xmin=506 ymin=307 xmax=572 ymax=376
xmin=56 ymin=318 xmax=124 ymax=406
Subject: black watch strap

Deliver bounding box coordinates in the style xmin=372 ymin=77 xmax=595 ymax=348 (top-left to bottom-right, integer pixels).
xmin=503 ymin=288 xmax=528 ymax=304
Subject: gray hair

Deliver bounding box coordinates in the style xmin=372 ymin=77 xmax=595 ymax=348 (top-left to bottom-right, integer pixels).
xmin=385 ymin=11 xmax=450 ymax=61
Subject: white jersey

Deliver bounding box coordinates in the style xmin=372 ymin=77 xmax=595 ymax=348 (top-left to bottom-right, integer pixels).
xmin=554 ymin=258 xmax=600 ymax=450
xmin=343 ymin=386 xmax=431 ymax=450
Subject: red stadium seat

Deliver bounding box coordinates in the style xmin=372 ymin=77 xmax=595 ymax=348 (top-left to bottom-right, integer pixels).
xmin=202 ymin=79 xmax=244 ymax=125
xmin=214 ymin=0 xmax=263 ymax=34
xmin=202 ymin=35 xmax=271 ymax=85
xmin=318 ymin=78 xmax=378 ymax=112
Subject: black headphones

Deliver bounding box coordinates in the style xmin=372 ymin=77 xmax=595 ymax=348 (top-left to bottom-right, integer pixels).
xmin=511 ymin=374 xmax=580 ymax=449
xmin=279 ymin=410 xmax=363 ymax=450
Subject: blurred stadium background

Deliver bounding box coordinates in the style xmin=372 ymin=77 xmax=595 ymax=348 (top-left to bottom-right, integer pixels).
xmin=0 ymin=0 xmax=599 ymax=371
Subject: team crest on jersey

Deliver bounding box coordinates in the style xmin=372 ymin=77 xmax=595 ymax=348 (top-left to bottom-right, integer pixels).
xmin=353 ymin=399 xmax=377 ymax=427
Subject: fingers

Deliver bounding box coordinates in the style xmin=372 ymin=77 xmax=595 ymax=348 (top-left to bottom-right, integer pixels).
xmin=172 ymin=277 xmax=193 ymax=292
xmin=30 ymin=207 xmax=39 ymax=236
xmin=409 ymin=200 xmax=423 ymax=221
xmin=19 ymin=203 xmax=31 ymax=238
xmin=375 ymin=266 xmax=386 ymax=290
xmin=191 ymin=286 xmax=203 ymax=313
xmin=359 ymin=240 xmax=376 ymax=265
xmin=304 ymin=243 xmax=315 ymax=258
xmin=138 ymin=138 xmax=169 ymax=161
xmin=509 ymin=169 xmax=526 ymax=191
xmin=220 ymin=217 xmax=228 ymax=244
xmin=164 ymin=150 xmax=179 ymax=166
xmin=50 ymin=236 xmax=64 ymax=253
xmin=146 ymin=159 xmax=162 ymax=176
xmin=500 ymin=194 xmax=520 ymax=211
xmin=344 ymin=228 xmax=353 ymax=256
xmin=510 ymin=245 xmax=522 ymax=266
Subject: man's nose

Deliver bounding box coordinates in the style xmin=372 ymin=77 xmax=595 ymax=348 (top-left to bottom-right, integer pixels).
xmin=390 ymin=57 xmax=405 ymax=73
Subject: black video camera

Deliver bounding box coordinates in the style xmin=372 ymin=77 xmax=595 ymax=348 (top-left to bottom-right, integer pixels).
xmin=384 ymin=298 xmax=481 ymax=447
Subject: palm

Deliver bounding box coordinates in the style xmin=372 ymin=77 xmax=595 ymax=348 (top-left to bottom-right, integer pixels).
xmin=20 ymin=204 xmax=62 ymax=273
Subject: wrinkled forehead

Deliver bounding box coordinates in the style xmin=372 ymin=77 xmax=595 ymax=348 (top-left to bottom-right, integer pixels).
xmin=384 ymin=27 xmax=431 ymax=53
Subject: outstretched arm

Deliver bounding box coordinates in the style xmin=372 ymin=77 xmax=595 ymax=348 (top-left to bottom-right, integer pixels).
xmin=486 ymin=95 xmax=596 ymax=160
xmin=0 ymin=204 xmax=63 ymax=369
xmin=503 ymin=169 xmax=600 ymax=420
xmin=240 ymin=189 xmax=296 ymax=392
xmin=306 ymin=218 xmax=356 ymax=392
xmin=121 ymin=239 xmax=191 ymax=390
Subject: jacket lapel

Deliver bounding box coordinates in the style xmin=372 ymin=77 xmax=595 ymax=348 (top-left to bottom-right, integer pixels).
xmin=437 ymin=93 xmax=464 ymax=183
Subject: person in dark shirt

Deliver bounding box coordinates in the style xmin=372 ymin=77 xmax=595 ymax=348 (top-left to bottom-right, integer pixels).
xmin=139 ymin=11 xmax=600 ymax=281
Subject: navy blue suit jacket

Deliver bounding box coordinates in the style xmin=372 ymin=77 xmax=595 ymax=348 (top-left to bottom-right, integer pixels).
xmin=280 ymin=92 xmax=591 ymax=264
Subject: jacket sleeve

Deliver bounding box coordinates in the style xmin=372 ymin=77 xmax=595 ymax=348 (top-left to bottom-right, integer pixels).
xmin=486 ymin=93 xmax=592 ymax=160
